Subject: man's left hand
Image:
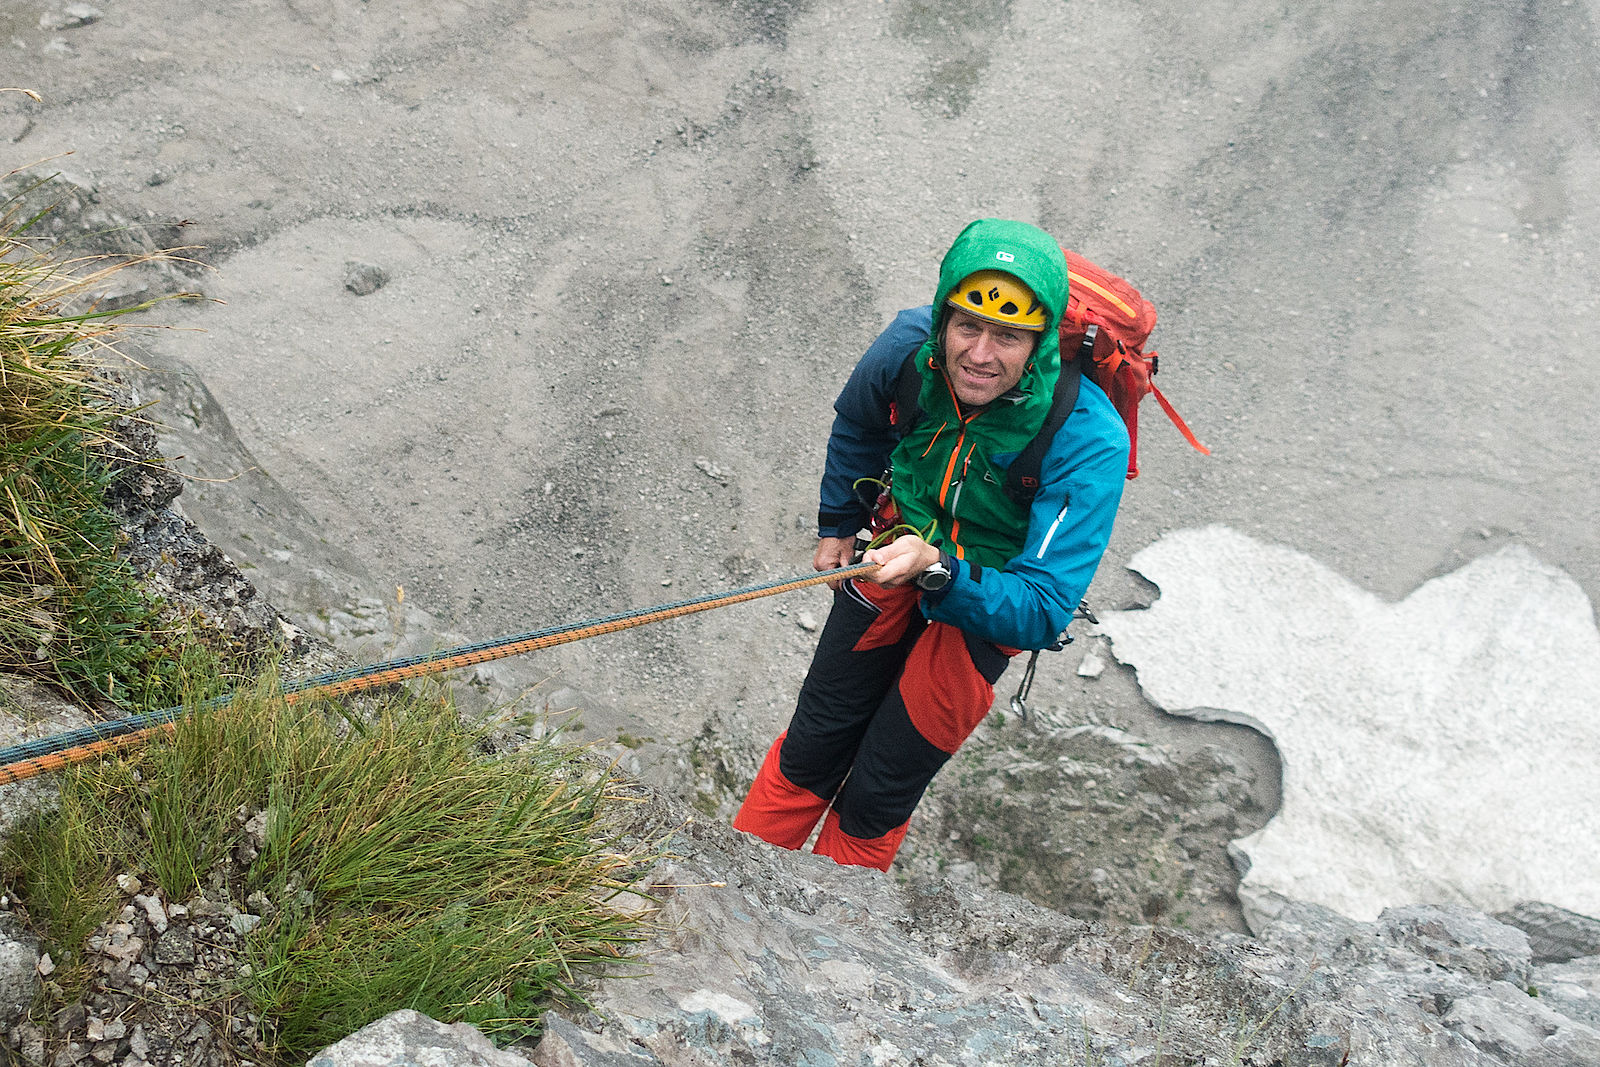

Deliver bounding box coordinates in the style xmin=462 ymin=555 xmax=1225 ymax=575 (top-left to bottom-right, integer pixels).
xmin=863 ymin=535 xmax=941 ymax=587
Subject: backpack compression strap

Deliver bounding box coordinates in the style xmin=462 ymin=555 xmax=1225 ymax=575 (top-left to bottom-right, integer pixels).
xmin=1000 ymin=326 xmax=1090 ymax=506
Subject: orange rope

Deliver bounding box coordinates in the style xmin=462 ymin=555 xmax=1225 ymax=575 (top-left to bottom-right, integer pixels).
xmin=0 ymin=562 xmax=880 ymax=786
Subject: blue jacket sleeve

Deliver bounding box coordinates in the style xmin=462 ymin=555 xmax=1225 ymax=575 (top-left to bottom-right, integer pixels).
xmin=921 ymin=378 xmax=1130 ymax=650
xmin=817 ymin=307 xmax=933 ymax=538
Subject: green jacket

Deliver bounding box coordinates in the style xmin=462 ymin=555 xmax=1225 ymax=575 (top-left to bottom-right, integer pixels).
xmin=888 ymin=219 xmax=1072 ymax=570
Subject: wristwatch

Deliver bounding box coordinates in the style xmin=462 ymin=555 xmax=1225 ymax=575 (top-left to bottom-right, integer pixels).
xmin=914 ymin=555 xmax=953 ymax=592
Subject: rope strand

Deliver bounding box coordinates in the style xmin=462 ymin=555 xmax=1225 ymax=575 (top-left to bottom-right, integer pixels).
xmin=0 ymin=561 xmax=880 ymax=785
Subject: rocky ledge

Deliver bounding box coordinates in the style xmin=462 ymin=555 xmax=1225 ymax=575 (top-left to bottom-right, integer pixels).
xmin=295 ymin=795 xmax=1600 ymax=1067
xmin=515 ymin=800 xmax=1600 ymax=1067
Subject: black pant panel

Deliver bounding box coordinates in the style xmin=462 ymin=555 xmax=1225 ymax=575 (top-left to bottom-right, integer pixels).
xmin=779 ymin=583 xmax=926 ymax=800
xmin=832 ymin=690 xmax=950 ymax=840
xmin=963 ymin=630 xmax=1013 ymax=685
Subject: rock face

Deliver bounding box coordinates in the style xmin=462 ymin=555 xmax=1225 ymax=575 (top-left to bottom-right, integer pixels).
xmin=1097 ymin=525 xmax=1600 ymax=929
xmin=487 ymin=801 xmax=1600 ymax=1067
xmin=0 ymin=920 xmax=39 ymax=1031
xmin=0 ymin=173 xmax=197 ymax=312
xmin=896 ymin=722 xmax=1268 ymax=932
xmin=10 ymin=373 xmax=1600 ymax=1065
xmin=102 ymin=378 xmax=304 ymax=657
xmin=1496 ymin=903 xmax=1600 ymax=966
xmin=7 ymin=1 xmax=1600 ymax=1058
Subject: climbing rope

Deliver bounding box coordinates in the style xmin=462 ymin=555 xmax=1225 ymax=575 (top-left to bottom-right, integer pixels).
xmin=0 ymin=560 xmax=881 ymax=786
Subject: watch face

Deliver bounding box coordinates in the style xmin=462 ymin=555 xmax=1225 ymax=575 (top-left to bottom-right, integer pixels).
xmin=917 ymin=565 xmax=951 ymax=591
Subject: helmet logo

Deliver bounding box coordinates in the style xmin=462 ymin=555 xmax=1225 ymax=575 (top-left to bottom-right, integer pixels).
xmin=996 ymin=251 xmax=1015 ymax=262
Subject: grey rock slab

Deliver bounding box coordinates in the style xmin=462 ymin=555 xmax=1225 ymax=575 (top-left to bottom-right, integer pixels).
xmin=306 ymin=1009 xmax=535 ymax=1067
xmin=554 ymin=811 xmax=1559 ymax=1066
xmin=1378 ymin=905 xmax=1535 ymax=986
xmin=1442 ymin=982 xmax=1600 ymax=1067
xmin=0 ymin=920 xmax=40 ymax=1029
xmin=1498 ymin=902 xmax=1600 ymax=965
xmin=571 ymin=819 xmax=1224 ymax=1065
xmin=531 ymin=1014 xmax=664 ymax=1066
xmin=1532 ymin=955 xmax=1600 ymax=1032
xmin=1098 ymin=526 xmax=1600 ymax=928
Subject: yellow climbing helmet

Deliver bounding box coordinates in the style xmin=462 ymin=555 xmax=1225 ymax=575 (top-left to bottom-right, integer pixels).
xmin=946 ymin=269 xmax=1048 ymax=331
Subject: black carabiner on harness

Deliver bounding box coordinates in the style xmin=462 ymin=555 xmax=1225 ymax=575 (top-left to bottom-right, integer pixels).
xmin=1007 ymin=600 xmax=1099 ymax=720
xmin=1009 ymin=650 xmax=1046 ymax=720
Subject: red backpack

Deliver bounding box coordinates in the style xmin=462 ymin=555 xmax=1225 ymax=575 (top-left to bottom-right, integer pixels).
xmin=1059 ymin=249 xmax=1208 ymax=478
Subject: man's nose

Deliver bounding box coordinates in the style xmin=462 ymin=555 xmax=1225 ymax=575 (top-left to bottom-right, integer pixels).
xmin=969 ymin=331 xmax=1002 ymax=362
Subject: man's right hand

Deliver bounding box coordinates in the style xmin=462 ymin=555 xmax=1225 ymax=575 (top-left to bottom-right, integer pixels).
xmin=814 ymin=536 xmax=858 ymax=589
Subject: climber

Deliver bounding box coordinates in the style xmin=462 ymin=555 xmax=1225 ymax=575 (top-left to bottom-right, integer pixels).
xmin=732 ymin=218 xmax=1132 ymax=871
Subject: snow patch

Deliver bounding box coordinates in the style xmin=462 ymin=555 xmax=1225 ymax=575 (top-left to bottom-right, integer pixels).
xmin=1097 ymin=525 xmax=1600 ymax=928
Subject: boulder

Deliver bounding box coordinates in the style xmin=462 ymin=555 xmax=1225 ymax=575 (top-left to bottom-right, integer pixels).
xmin=0 ymin=919 xmax=40 ymax=1029
xmin=306 ymin=1010 xmax=535 ymax=1067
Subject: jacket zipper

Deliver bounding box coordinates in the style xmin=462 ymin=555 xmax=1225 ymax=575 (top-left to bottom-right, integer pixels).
xmin=936 ymin=431 xmax=966 ymax=556
xmin=939 ymin=439 xmax=979 ymax=556
xmin=1036 ymin=501 xmax=1071 ymax=559
xmin=931 ymin=371 xmax=987 ymax=560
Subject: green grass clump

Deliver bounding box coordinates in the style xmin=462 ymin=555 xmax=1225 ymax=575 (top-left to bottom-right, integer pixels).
xmin=0 ymin=175 xmax=217 ymax=708
xmin=2 ymin=675 xmax=654 ymax=1059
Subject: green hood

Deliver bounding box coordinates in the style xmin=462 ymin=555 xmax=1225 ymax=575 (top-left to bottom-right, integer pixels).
xmin=889 ymin=219 xmax=1071 ymax=567
xmin=924 ymin=217 xmax=1070 ymax=419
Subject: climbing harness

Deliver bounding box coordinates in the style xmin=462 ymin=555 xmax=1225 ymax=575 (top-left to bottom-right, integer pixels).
xmin=0 ymin=561 xmax=881 ymax=786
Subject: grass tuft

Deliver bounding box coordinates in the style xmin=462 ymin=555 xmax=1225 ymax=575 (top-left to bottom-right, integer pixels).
xmin=1 ymin=673 xmax=656 ymax=1059
xmin=0 ymin=172 xmax=218 ymax=708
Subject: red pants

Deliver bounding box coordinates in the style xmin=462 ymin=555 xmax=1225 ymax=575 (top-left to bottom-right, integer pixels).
xmin=733 ymin=580 xmax=1015 ymax=871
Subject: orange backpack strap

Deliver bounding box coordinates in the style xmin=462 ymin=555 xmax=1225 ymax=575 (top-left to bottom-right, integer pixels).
xmin=1150 ymin=380 xmax=1209 ymax=455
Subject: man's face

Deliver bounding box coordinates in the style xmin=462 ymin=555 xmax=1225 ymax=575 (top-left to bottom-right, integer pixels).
xmin=941 ymin=307 xmax=1037 ymax=408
